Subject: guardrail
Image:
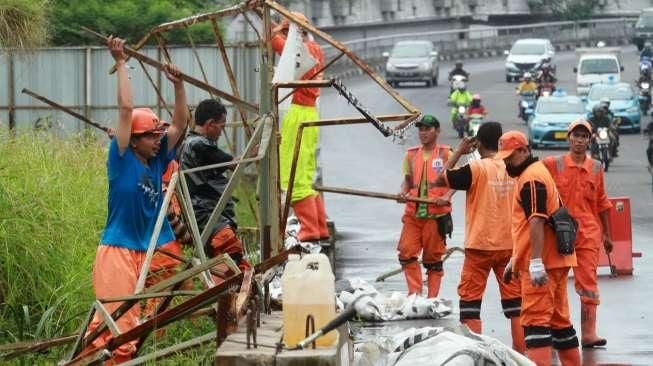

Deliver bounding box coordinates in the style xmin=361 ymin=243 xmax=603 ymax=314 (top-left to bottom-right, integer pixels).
xmin=324 ymin=17 xmax=637 ymax=75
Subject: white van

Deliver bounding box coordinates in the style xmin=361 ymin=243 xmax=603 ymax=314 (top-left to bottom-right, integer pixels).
xmin=574 ymin=47 xmax=623 ymax=95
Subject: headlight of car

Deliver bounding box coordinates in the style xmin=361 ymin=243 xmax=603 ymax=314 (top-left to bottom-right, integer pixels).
xmin=386 ymin=63 xmax=396 ymax=72
xmin=420 ymin=62 xmax=431 ymax=71
xmin=626 ymin=106 xmax=640 ymax=113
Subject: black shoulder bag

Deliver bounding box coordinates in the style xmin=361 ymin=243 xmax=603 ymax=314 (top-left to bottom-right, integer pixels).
xmin=547 ymin=195 xmax=578 ymax=256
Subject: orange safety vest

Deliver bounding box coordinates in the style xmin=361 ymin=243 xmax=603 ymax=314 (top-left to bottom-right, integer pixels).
xmin=404 ymin=144 xmax=452 ymax=217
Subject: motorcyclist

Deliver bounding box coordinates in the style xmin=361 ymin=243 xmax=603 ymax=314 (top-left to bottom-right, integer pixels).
xmin=588 ymin=104 xmax=619 ymax=157
xmin=515 ymin=72 xmax=538 ymax=118
xmin=467 ymin=94 xmax=487 ymax=116
xmin=536 ymin=63 xmax=556 ymax=96
xmin=448 ymin=61 xmax=470 ymax=80
xmin=641 ymin=42 xmax=653 ymax=62
xmin=638 ymin=62 xmax=652 ymax=84
xmin=599 ymin=97 xmax=615 ymax=122
xmin=449 ymin=82 xmax=473 ymax=125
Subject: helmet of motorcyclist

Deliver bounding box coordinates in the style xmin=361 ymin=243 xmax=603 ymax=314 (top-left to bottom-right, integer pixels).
xmin=471 ymin=94 xmax=481 ymax=107
xmin=645 ymin=41 xmax=652 ymax=51
xmin=523 ymin=72 xmax=532 ymax=80
xmin=455 ymin=61 xmax=463 ymax=68
xmin=600 ymin=97 xmax=611 ymax=109
xmin=596 ymin=41 xmax=606 ymax=48
xmin=592 ymin=104 xmax=604 ymax=117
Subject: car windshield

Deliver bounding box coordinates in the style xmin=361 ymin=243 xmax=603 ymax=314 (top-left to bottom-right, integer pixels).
xmin=536 ymin=99 xmax=585 ymax=114
xmin=580 ymin=59 xmax=619 ymax=74
xmin=636 ymin=14 xmax=653 ymax=28
xmin=391 ymin=43 xmax=429 ymax=58
xmin=510 ymin=42 xmax=545 ymax=55
xmin=588 ymin=86 xmax=634 ymax=101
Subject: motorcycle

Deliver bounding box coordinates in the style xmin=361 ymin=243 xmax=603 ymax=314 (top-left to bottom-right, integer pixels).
xmin=467 ymin=113 xmax=484 ymax=137
xmin=593 ymin=127 xmax=613 ymax=172
xmin=538 ymin=81 xmax=555 ymax=98
xmin=452 ymin=104 xmax=469 ymax=138
xmin=639 ymin=79 xmax=651 ymax=115
xmin=519 ymin=91 xmax=537 ymax=123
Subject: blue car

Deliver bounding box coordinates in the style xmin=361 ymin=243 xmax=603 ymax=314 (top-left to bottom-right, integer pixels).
xmin=528 ymin=93 xmax=586 ymax=149
xmin=585 ymin=82 xmax=641 ymax=132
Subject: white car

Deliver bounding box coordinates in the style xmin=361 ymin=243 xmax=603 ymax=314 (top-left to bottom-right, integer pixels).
xmin=504 ymin=39 xmax=556 ymax=82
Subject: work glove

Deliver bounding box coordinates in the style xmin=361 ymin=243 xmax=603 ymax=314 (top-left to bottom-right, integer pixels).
xmin=529 ymin=258 xmax=548 ymax=287
xmin=502 ymin=257 xmax=514 ymax=284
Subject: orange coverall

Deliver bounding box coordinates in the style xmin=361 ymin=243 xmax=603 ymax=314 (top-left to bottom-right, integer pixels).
xmin=398 ymin=145 xmax=451 ymax=298
xmin=510 ymin=161 xmax=580 ymax=366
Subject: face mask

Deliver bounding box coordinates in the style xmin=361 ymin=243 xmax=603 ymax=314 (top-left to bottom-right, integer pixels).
xmin=506 ymin=155 xmax=538 ymax=177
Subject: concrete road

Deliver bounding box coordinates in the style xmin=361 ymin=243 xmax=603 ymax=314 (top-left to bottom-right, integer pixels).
xmin=319 ymin=46 xmax=652 ymax=365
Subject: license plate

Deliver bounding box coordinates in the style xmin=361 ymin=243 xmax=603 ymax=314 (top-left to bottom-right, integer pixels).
xmin=400 ymin=72 xmax=415 ymax=77
xmin=554 ymin=131 xmax=567 ymax=140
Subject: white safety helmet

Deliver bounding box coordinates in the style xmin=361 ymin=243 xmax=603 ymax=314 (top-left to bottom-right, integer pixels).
xmin=596 ymin=41 xmax=606 ymax=48
xmin=523 ymin=72 xmax=532 ymax=79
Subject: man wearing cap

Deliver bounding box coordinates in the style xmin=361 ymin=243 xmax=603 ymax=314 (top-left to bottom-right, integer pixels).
xmin=83 ymin=36 xmax=189 ymax=362
xmin=542 ymin=119 xmax=613 ymax=349
xmin=499 ymin=130 xmax=580 ymax=366
xmin=397 ymin=115 xmax=454 ymax=298
xmin=271 ymin=13 xmax=329 ymax=245
xmin=433 ymin=122 xmax=525 ymax=353
xmin=180 ymin=98 xmax=251 ymax=275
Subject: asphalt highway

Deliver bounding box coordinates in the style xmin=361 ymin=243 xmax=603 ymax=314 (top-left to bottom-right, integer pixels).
xmin=319 ymin=45 xmax=653 ymax=365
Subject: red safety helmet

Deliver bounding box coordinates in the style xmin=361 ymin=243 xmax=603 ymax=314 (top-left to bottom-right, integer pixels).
xmin=131 ymin=108 xmax=164 ymax=135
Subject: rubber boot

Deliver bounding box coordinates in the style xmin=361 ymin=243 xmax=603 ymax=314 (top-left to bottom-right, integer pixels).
xmin=462 ymin=319 xmax=482 ymax=333
xmin=314 ymin=194 xmax=330 ymax=240
xmin=402 ymin=261 xmax=423 ymax=295
xmin=510 ymin=317 xmax=526 ymax=354
xmin=557 ymin=347 xmax=581 ymax=366
xmin=581 ymin=303 xmax=607 ymax=348
xmin=292 ymin=196 xmax=320 ymax=242
xmin=526 ymin=346 xmax=552 ymax=366
xmin=426 ymin=270 xmax=442 ymax=298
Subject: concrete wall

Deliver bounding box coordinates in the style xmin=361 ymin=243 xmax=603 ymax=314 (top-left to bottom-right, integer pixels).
xmin=283 ymin=0 xmax=648 ymax=28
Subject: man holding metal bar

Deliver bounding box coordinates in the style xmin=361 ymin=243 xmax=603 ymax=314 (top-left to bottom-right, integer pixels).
xmin=272 ymin=12 xmax=329 ymax=244
xmin=83 ymin=36 xmax=188 ymax=363
xmin=397 ymin=115 xmax=454 ymax=298
xmin=180 ymin=98 xmax=251 ymax=276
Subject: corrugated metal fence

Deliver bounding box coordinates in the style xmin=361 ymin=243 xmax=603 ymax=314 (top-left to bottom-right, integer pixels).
xmin=0 ymin=45 xmax=260 ymax=151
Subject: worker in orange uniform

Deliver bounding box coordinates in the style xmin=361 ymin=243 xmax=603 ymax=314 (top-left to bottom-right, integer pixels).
xmin=542 ymin=119 xmax=613 ymax=348
xmin=271 ymin=12 xmax=329 ymax=244
xmin=433 ymin=122 xmax=525 ymax=353
xmin=397 ymin=115 xmax=454 ymax=298
xmin=499 ymin=131 xmax=581 ymax=366
xmin=83 ymin=36 xmax=188 ymax=363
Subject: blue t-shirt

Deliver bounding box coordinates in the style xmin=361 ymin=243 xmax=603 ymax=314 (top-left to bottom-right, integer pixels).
xmin=100 ymin=136 xmax=176 ymax=251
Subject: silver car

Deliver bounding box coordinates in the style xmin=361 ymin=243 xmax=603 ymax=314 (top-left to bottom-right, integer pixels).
xmin=383 ymin=40 xmax=439 ymax=88
xmin=504 ymin=38 xmax=556 ymax=82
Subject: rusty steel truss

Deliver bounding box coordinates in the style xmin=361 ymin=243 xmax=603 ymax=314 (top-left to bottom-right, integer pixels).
xmin=1 ymin=1 xmax=422 ymax=364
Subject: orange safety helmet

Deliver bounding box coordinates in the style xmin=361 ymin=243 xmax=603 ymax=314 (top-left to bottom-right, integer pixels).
xmin=131 ymin=108 xmax=164 ymax=135
xmin=281 ymin=11 xmax=309 ymax=29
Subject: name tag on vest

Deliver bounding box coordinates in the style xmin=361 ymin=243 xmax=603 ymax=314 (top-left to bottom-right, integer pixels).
xmin=432 ymin=158 xmax=444 ymax=173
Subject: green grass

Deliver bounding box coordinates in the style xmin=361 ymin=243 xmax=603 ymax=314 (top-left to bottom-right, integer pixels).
xmin=0 ymin=130 xmax=259 ymax=363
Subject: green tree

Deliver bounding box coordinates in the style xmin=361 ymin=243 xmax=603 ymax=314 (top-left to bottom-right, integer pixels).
xmin=0 ymin=0 xmax=50 ymax=48
xmin=528 ymin=0 xmax=599 ymax=21
xmin=49 ymin=0 xmax=240 ymax=46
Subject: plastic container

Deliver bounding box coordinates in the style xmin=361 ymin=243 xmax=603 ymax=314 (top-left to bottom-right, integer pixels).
xmin=282 ymin=253 xmax=337 ymax=347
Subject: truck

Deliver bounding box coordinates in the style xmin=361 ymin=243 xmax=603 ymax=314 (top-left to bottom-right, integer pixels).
xmin=573 ymin=47 xmax=623 ymax=95
xmin=633 ymin=8 xmax=653 ymax=51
